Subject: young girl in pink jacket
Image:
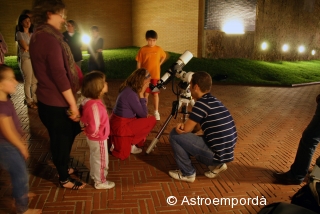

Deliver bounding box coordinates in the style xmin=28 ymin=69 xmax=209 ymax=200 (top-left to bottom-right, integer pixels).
xmin=80 ymin=71 xmax=115 ymax=190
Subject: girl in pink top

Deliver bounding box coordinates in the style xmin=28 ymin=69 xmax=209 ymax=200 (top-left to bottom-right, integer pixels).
xmin=80 ymin=71 xmax=115 ymax=190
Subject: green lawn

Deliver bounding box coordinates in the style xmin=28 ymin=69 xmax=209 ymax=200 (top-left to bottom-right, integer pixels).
xmin=5 ymin=47 xmax=320 ymax=86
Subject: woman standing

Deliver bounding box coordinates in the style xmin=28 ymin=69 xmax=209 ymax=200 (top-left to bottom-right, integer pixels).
xmin=87 ymin=26 xmax=105 ymax=72
xmin=16 ymin=14 xmax=38 ymax=108
xmin=29 ymin=0 xmax=85 ymax=189
xmin=110 ymin=68 xmax=157 ymax=160
xmin=0 ymin=32 xmax=8 ymax=64
xmin=63 ymin=20 xmax=82 ymax=69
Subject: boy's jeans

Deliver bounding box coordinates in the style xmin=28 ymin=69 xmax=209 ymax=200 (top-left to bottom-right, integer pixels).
xmin=0 ymin=141 xmax=29 ymax=214
xmin=169 ymin=129 xmax=221 ymax=176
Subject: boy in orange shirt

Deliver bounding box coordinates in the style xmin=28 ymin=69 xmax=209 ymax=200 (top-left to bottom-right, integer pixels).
xmin=136 ymin=30 xmax=167 ymax=120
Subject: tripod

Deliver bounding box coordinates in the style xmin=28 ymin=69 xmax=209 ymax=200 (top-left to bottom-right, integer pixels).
xmin=146 ymin=87 xmax=194 ymax=154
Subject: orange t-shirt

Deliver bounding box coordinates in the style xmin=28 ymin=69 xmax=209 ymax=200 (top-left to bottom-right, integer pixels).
xmin=135 ymin=45 xmax=166 ymax=79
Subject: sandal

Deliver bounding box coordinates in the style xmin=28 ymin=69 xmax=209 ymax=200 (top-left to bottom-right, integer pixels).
xmin=57 ymin=167 xmax=79 ymax=178
xmin=68 ymin=167 xmax=79 ymax=175
xmin=59 ymin=178 xmax=86 ymax=190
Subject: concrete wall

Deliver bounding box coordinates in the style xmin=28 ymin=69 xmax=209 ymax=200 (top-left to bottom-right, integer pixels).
xmin=254 ymin=0 xmax=320 ymax=61
xmin=132 ymin=0 xmax=201 ymax=57
xmin=0 ymin=0 xmax=132 ymax=56
xmin=204 ymin=31 xmax=255 ymax=59
xmin=204 ymin=0 xmax=320 ymax=60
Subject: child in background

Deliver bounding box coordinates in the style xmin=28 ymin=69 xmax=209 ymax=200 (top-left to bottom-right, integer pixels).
xmin=87 ymin=26 xmax=105 ymax=72
xmin=0 ymin=65 xmax=41 ymax=214
xmin=136 ymin=30 xmax=167 ymax=120
xmin=80 ymin=71 xmax=115 ymax=190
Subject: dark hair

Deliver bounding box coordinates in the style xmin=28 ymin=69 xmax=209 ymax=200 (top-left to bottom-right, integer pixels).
xmin=0 ymin=64 xmax=13 ymax=81
xmin=18 ymin=15 xmax=32 ymax=33
xmin=119 ymin=68 xmax=148 ymax=93
xmin=191 ymin=71 xmax=212 ymax=93
xmin=66 ymin=20 xmax=78 ymax=31
xmin=31 ymin=0 xmax=65 ymax=26
xmin=90 ymin=26 xmax=99 ymax=32
xmin=81 ymin=71 xmax=106 ymax=99
xmin=21 ymin=9 xmax=32 ymax=16
xmin=145 ymin=30 xmax=158 ymax=39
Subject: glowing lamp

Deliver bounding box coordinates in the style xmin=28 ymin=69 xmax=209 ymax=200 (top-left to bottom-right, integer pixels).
xmin=298 ymin=45 xmax=305 ymax=53
xmin=282 ymin=44 xmax=289 ymax=52
xmin=81 ymin=34 xmax=91 ymax=44
xmin=222 ymin=19 xmax=244 ymax=34
xmin=261 ymin=42 xmax=267 ymax=50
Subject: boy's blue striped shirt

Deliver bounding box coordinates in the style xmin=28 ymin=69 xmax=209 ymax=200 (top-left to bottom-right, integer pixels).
xmin=189 ymin=93 xmax=237 ymax=162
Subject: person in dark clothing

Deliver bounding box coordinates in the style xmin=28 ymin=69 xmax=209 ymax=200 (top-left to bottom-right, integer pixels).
xmin=87 ymin=26 xmax=105 ymax=72
xmin=30 ymin=0 xmax=86 ymax=190
xmin=274 ymin=94 xmax=320 ymax=185
xmin=63 ymin=20 xmax=82 ymax=69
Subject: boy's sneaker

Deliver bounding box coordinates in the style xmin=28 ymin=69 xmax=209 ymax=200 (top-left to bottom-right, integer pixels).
xmin=94 ymin=181 xmax=115 ymax=189
xmin=131 ymin=145 xmax=142 ymax=154
xmin=168 ymin=170 xmax=196 ymax=183
xmin=154 ymin=111 xmax=160 ymax=120
xmin=204 ymin=163 xmax=227 ymax=178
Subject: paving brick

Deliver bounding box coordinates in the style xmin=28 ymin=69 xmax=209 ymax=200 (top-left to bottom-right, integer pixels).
xmin=1 ymin=83 xmax=320 ymax=213
xmin=145 ymin=198 xmax=156 ymax=214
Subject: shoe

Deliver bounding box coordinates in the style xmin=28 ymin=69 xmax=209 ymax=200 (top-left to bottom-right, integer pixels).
xmin=110 ymin=144 xmax=114 ymax=152
xmin=204 ymin=163 xmax=227 ymax=178
xmin=168 ymin=170 xmax=195 ymax=183
xmin=95 ymin=181 xmax=115 ymax=189
xmin=59 ymin=178 xmax=86 ymax=190
xmin=26 ymin=102 xmax=38 ymax=109
xmin=131 ymin=145 xmax=142 ymax=154
xmin=273 ymin=171 xmax=302 ymax=185
xmin=154 ymin=111 xmax=160 ymax=120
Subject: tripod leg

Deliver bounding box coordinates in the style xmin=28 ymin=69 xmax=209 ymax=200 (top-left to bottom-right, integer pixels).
xmin=146 ymin=114 xmax=173 ymax=154
xmin=146 ymin=100 xmax=179 ymax=154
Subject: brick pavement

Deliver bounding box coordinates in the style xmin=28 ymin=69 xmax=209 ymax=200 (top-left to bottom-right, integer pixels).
xmin=1 ymin=81 xmax=320 ymax=214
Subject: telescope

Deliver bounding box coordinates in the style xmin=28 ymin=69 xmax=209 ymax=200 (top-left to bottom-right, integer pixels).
xmin=149 ymin=50 xmax=193 ymax=93
xmin=146 ymin=51 xmax=194 ymax=154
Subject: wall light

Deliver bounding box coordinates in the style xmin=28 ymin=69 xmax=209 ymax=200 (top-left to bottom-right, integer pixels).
xmin=81 ymin=34 xmax=91 ymax=44
xmin=261 ymin=42 xmax=268 ymax=50
xmin=312 ymin=50 xmax=316 ymax=55
xmin=222 ymin=19 xmax=244 ymax=34
xmin=298 ymin=45 xmax=305 ymax=53
xmin=282 ymin=44 xmax=289 ymax=52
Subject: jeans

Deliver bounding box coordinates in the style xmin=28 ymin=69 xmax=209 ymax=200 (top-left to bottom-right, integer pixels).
xmin=37 ymin=102 xmax=81 ymax=181
xmin=169 ymin=128 xmax=221 ymax=176
xmin=290 ymin=102 xmax=320 ymax=181
xmin=0 ymin=141 xmax=28 ymax=214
